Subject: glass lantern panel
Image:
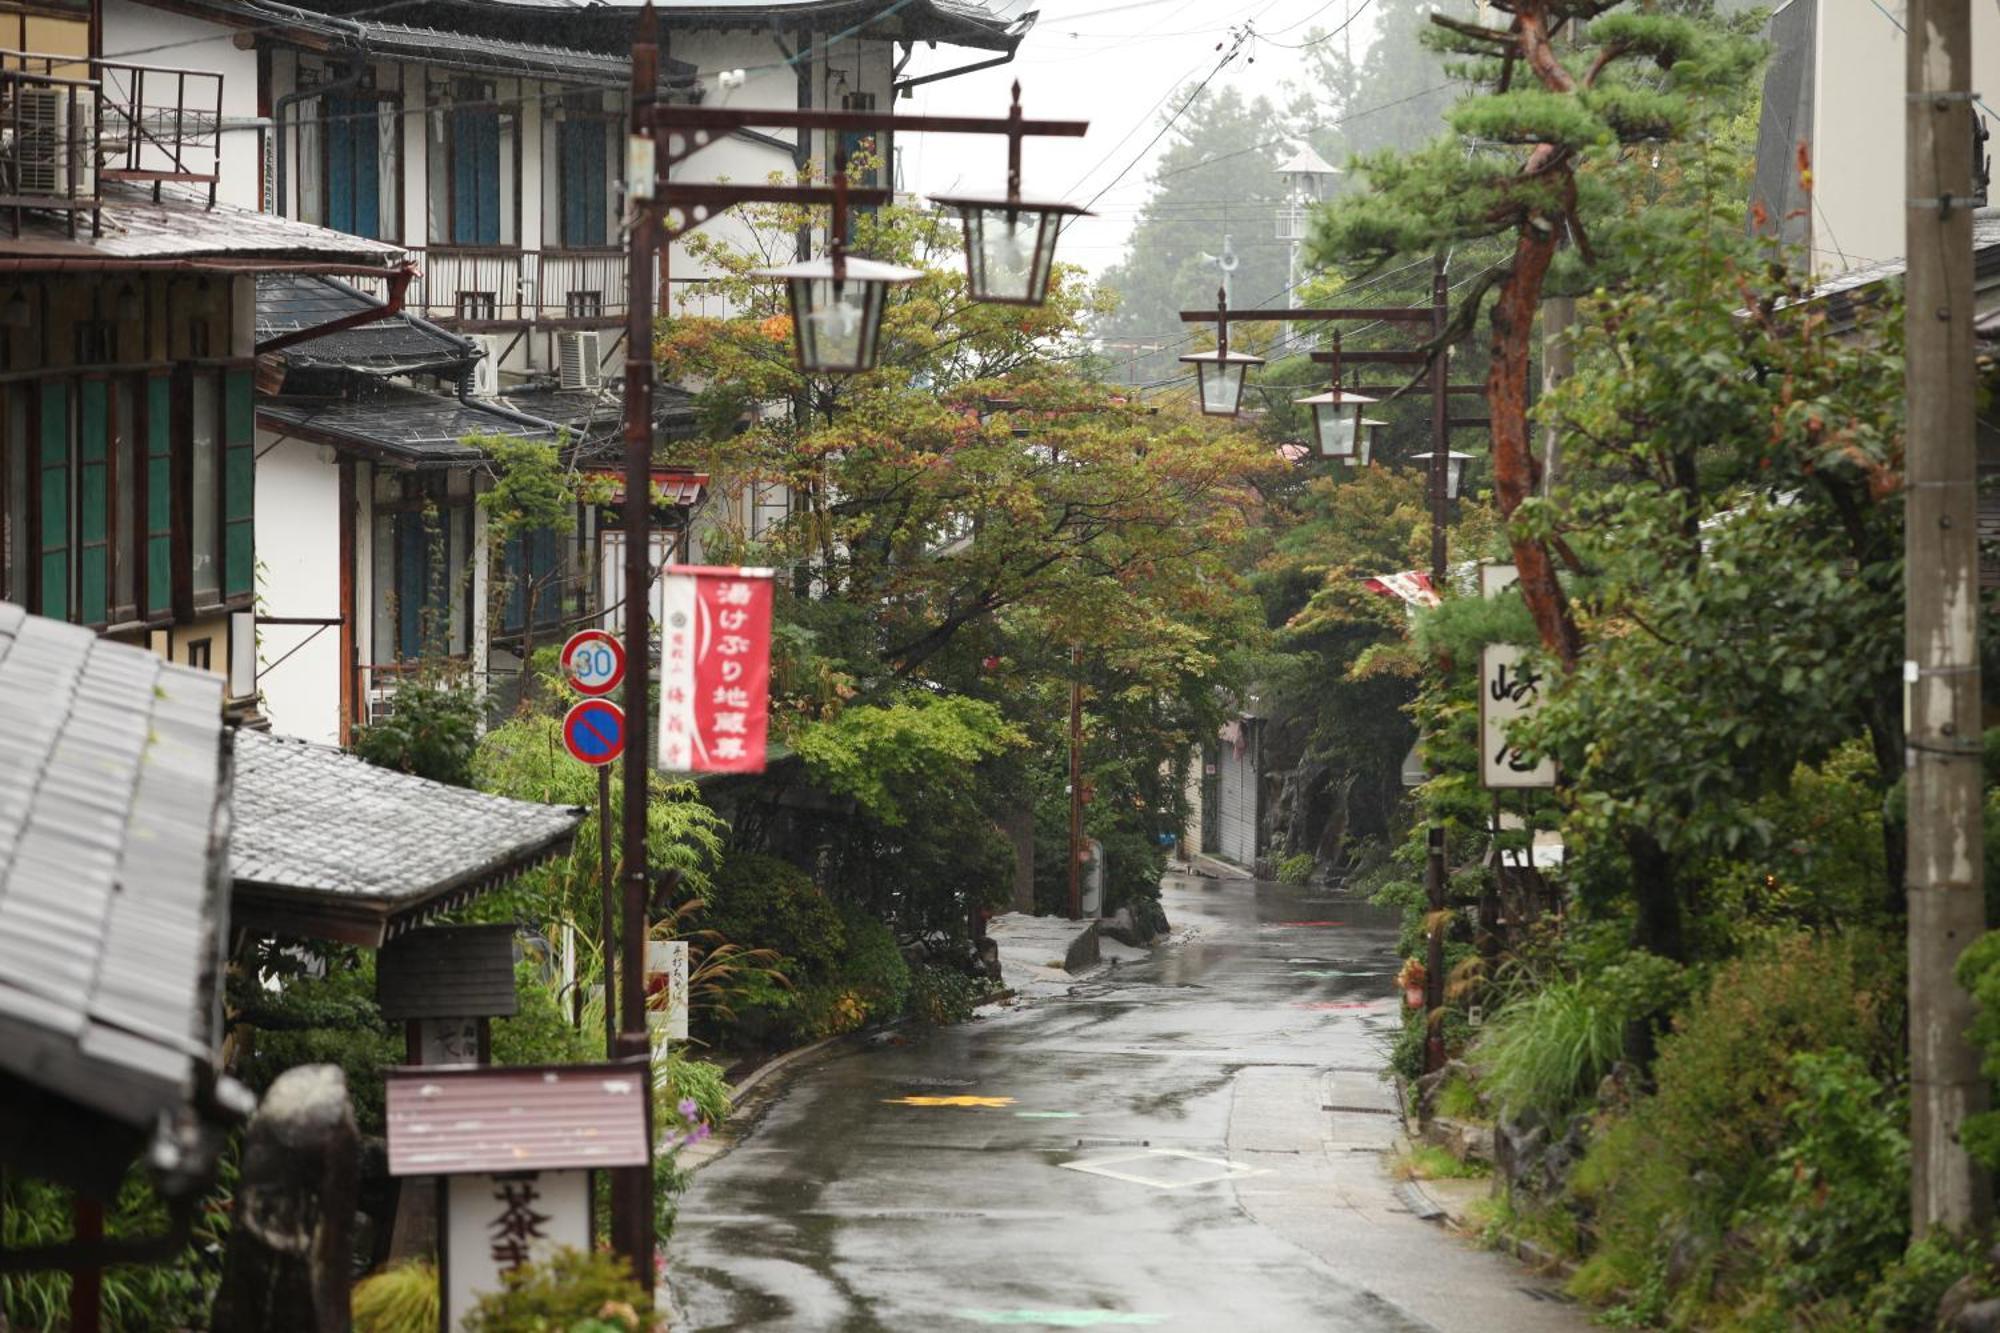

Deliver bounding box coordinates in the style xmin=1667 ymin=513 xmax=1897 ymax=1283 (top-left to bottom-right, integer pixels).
xmin=1315 ymin=404 xmax=1356 ymax=457
xmin=1198 ymin=362 xmax=1243 ymax=415
xmin=969 ymin=208 xmax=1053 ymax=304
xmin=790 ymin=276 xmax=880 ymax=372
xmin=1446 ymin=460 xmax=1465 ymax=500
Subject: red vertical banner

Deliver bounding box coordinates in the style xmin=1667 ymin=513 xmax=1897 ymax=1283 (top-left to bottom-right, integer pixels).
xmin=657 ymin=566 xmax=775 ymax=773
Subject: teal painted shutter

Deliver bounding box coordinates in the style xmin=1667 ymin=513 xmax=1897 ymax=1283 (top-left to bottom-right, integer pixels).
xmin=37 ymin=383 xmax=67 ymax=620
xmin=223 ymin=369 xmax=254 ymax=599
xmin=77 ymin=380 xmax=107 ymax=625
xmin=560 ymin=121 xmax=606 ymax=247
xmin=144 ymin=373 xmax=172 ymax=616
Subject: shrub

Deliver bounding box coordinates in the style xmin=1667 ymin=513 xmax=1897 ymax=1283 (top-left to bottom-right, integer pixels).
xmin=659 ymin=1052 xmax=730 ymax=1132
xmin=1473 ymin=977 xmax=1629 ymax=1123
xmin=492 ymin=960 xmax=597 ymax=1068
xmin=1565 ymin=932 xmax=1901 ymax=1327
xmin=1863 ymin=1234 xmax=1996 ymax=1333
xmin=701 ymin=853 xmax=846 ymax=981
xmin=229 ymin=949 xmax=399 ymax=1136
xmin=351 ymin=668 xmax=484 ymax=787
xmin=1278 ymin=852 xmax=1315 ymax=885
xmin=353 ymin=1261 xmax=440 ymax=1333
xmin=461 ymin=1247 xmax=652 ymax=1333
xmin=908 ymin=964 xmax=987 ymax=1025
xmin=1753 ymin=1050 xmax=1907 ymax=1306
xmin=834 ymin=905 xmax=910 ymax=1023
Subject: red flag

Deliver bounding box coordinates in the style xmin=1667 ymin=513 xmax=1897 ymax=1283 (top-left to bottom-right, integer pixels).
xmin=657 ymin=566 xmax=775 ymax=773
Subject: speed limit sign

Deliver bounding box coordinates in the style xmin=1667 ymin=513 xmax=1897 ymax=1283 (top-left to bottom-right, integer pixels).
xmin=561 ymin=629 xmax=626 ymax=697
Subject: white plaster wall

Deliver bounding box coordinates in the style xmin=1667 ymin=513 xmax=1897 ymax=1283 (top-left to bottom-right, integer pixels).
xmin=1811 ymin=1 xmax=2000 ymax=278
xmin=255 ymin=437 xmax=344 ymax=744
xmin=100 ymin=0 xmax=263 ymax=212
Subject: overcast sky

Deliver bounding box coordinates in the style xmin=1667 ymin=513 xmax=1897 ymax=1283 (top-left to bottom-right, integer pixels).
xmin=898 ymin=0 xmax=1391 ymax=279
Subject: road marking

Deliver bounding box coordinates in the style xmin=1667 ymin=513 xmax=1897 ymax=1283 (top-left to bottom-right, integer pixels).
xmin=1272 ymin=920 xmax=1347 ymax=927
xmin=1014 ymin=1110 xmax=1081 ymax=1119
xmin=956 ymin=1313 xmax=1167 ymax=1327
xmin=882 ymin=1095 xmax=1017 ymax=1108
xmin=1059 ymin=1148 xmax=1272 ymax=1190
xmin=1288 ymin=969 xmax=1369 ymax=978
xmin=1290 ymin=1000 xmax=1386 ymax=1011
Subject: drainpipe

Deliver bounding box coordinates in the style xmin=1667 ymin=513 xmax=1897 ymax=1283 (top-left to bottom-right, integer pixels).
xmin=456 ymin=359 xmax=562 ymax=433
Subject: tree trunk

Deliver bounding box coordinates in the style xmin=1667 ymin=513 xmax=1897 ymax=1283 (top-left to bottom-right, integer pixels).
xmin=1488 ymin=222 xmax=1583 ymax=669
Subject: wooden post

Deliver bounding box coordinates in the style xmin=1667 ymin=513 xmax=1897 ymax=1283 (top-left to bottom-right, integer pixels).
xmin=1904 ymin=0 xmax=1989 ymax=1237
xmin=610 ymin=1 xmax=659 ymax=1291
xmin=1422 ymin=256 xmax=1450 ymax=1075
xmin=1068 ymin=644 xmax=1083 ymax=920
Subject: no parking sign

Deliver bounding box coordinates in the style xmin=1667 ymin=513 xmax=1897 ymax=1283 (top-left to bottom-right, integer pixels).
xmin=562 ymin=699 xmax=626 ymax=766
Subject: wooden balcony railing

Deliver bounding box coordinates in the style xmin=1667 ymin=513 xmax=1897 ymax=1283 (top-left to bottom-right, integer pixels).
xmin=416 ymin=246 xmax=526 ymax=327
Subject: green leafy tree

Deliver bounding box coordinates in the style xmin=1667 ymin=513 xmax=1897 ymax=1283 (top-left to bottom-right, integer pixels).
xmin=1310 ymin=0 xmax=1763 ymax=667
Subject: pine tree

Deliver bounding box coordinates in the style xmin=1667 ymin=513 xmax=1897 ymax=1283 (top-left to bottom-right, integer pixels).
xmin=1307 ymin=1 xmax=1761 ymax=667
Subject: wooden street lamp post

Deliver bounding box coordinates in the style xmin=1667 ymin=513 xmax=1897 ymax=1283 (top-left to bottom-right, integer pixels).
xmin=617 ymin=6 xmax=1087 ymax=1287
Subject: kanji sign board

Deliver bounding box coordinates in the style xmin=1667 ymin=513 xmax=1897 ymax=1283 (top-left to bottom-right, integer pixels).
xmin=657 ymin=566 xmax=775 ymax=773
xmin=645 ymin=940 xmax=689 ymax=1041
xmin=443 ymin=1170 xmax=590 ymax=1328
xmin=1480 ymin=644 xmax=1556 ymax=788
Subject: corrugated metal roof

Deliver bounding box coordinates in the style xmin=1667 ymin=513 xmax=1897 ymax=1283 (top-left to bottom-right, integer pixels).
xmin=385 ymin=1061 xmax=651 ymax=1175
xmin=0 ymin=183 xmax=405 ymax=265
xmin=377 ymin=923 xmax=522 ymax=1019
xmin=0 ymin=602 xmax=229 ymax=1130
xmin=259 ymin=272 xmax=477 ymax=376
xmin=229 ymin=729 xmax=581 ymax=946
xmin=258 ymin=386 xmax=559 ymax=467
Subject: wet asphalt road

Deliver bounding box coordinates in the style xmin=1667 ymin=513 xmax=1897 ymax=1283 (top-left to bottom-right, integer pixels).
xmin=665 ymin=873 xmax=1588 ymax=1332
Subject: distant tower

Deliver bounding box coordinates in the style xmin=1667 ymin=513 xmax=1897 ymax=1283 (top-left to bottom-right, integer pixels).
xmin=1275 ymin=145 xmax=1341 ymax=349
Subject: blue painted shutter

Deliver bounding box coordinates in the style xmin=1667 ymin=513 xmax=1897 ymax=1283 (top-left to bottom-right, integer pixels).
xmin=560 ymin=121 xmax=606 ymax=247
xmin=451 ymin=106 xmax=500 ymax=245
xmin=326 ymin=95 xmax=353 ymax=234
xmin=326 ymin=97 xmax=381 ymax=240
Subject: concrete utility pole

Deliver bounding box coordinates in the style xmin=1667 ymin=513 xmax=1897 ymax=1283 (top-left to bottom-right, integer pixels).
xmin=1904 ymin=0 xmax=1989 ymax=1237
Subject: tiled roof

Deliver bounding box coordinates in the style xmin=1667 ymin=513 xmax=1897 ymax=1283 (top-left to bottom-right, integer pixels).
xmin=385 ymin=1061 xmax=652 ymax=1175
xmin=0 ymin=182 xmax=405 ymax=266
xmin=258 ymin=385 xmax=560 ymax=468
xmin=0 ymin=602 xmax=229 ymax=1130
xmin=229 ymin=729 xmax=582 ymax=946
xmin=259 ymin=272 xmax=476 ymax=377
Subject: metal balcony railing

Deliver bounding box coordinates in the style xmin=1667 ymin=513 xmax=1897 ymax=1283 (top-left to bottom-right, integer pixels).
xmin=0 ymin=51 xmax=222 ymax=238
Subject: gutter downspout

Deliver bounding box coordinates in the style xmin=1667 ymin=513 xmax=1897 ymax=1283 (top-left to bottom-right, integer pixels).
xmin=891 ymin=13 xmax=1038 ymax=98
xmin=254 ymin=263 xmax=416 ymax=355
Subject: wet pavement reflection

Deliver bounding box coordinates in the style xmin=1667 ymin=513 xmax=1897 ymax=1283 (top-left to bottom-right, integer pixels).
xmin=664 ymin=874 xmax=1577 ymax=1332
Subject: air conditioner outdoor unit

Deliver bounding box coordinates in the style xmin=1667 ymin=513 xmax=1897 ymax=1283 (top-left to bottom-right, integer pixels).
xmin=557 ymin=330 xmax=603 ymax=391
xmin=12 ymin=89 xmax=94 ymax=198
xmin=468 ymin=334 xmax=502 ymax=397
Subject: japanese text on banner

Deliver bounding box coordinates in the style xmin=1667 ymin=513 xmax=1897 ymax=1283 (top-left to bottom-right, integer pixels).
xmin=658 ymin=567 xmax=775 ymax=773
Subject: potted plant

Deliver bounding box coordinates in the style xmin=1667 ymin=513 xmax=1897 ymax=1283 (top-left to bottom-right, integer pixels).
xmin=1396 ymin=958 xmax=1427 ymax=1009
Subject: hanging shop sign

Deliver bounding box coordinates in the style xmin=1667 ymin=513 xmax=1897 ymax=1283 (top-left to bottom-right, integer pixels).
xmin=1480 ymin=643 xmax=1556 ymax=789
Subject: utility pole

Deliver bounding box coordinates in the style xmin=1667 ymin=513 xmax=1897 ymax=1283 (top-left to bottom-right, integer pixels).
xmin=1068 ymin=644 xmax=1083 ymax=920
xmin=1905 ymin=0 xmax=1989 ymax=1237
xmin=1422 ymin=255 xmax=1450 ymax=1075
xmin=611 ymin=3 xmax=659 ymax=1288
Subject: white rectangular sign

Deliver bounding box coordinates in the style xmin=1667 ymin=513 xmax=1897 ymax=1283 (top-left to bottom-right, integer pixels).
xmin=645 ymin=939 xmax=689 ymax=1041
xmin=443 ymin=1170 xmax=591 ymax=1329
xmin=1480 ymin=563 xmax=1519 ymax=599
xmin=1480 ymin=643 xmax=1556 ymax=789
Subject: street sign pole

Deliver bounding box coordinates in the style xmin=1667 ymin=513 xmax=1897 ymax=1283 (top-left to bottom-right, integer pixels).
xmin=598 ymin=763 xmax=616 ymax=1060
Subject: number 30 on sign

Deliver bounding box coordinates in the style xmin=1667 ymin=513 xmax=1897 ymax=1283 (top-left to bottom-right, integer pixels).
xmin=560 ymin=629 xmax=625 ymax=697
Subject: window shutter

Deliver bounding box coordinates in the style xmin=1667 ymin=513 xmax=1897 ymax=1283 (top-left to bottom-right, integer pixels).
xmin=37 ymin=382 xmax=67 ymax=621
xmin=144 ymin=373 xmax=172 ymax=616
xmin=77 ymin=379 xmax=107 ymax=626
xmin=223 ymin=368 xmax=254 ymax=599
